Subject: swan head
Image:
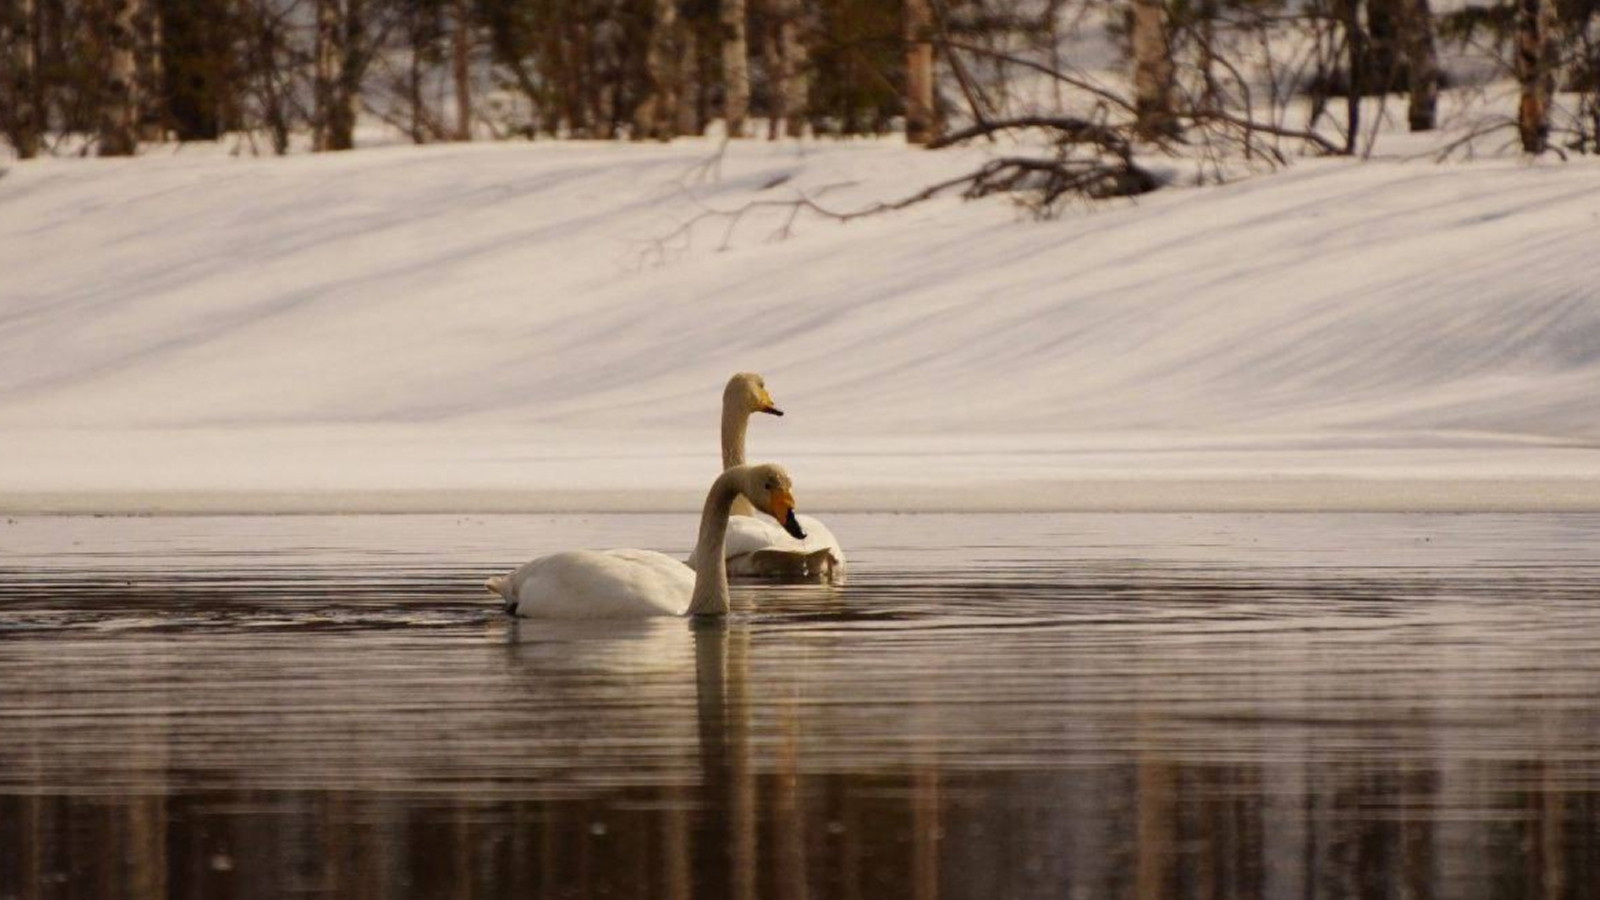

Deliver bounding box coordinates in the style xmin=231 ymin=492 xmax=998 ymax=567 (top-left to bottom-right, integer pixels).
xmin=726 ymin=372 xmax=782 ymax=417
xmin=741 ymin=463 xmax=807 ymax=540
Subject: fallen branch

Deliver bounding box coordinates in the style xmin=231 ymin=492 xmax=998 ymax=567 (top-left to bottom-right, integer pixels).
xmin=928 ymin=115 xmax=1132 ymax=155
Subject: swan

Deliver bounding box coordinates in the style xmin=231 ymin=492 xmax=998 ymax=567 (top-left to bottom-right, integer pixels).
xmin=486 ymin=463 xmax=806 ymax=618
xmin=691 ymin=373 xmax=847 ymax=582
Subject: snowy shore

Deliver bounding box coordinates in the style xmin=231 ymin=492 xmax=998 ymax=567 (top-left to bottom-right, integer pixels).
xmin=3 ymin=140 xmax=1598 ymax=513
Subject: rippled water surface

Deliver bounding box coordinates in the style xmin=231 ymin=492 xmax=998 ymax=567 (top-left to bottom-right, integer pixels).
xmin=2 ymin=513 xmax=1599 ymax=900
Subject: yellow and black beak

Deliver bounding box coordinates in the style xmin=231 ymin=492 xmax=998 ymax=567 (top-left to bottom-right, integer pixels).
xmin=769 ymin=488 xmax=806 ymax=540
xmin=758 ymin=389 xmax=784 ymax=416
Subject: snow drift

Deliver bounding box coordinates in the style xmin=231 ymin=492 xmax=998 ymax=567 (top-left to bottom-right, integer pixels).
xmin=2 ymin=140 xmax=1598 ymax=512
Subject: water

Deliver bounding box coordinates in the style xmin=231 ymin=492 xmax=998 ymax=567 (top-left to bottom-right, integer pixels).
xmin=2 ymin=513 xmax=1599 ymax=899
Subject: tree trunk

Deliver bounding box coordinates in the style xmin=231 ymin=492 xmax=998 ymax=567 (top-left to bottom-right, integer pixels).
xmin=98 ymin=0 xmax=141 ymax=156
xmin=1400 ymin=0 xmax=1437 ymax=131
xmin=637 ymin=0 xmax=684 ymax=140
xmin=1339 ymin=0 xmax=1364 ymax=153
xmin=1364 ymin=0 xmax=1400 ymax=92
xmin=720 ymin=0 xmax=749 ymax=136
xmin=135 ymin=0 xmax=161 ymax=140
xmin=407 ymin=0 xmax=424 ymax=143
xmin=315 ymin=0 xmax=359 ymax=150
xmin=337 ymin=0 xmax=362 ymax=148
xmin=452 ymin=0 xmax=470 ymax=140
xmin=3 ymin=0 xmax=42 ymax=157
xmin=1515 ymin=0 xmax=1557 ymax=153
xmin=1130 ymin=0 xmax=1175 ymax=139
xmin=678 ymin=27 xmax=702 ymax=135
xmin=769 ymin=0 xmax=807 ymax=138
xmin=314 ymin=0 xmax=337 ymax=149
xmin=904 ymin=0 xmax=933 ymax=144
xmin=1197 ymin=0 xmax=1219 ymax=111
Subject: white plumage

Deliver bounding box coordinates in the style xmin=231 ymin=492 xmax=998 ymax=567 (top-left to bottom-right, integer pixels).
xmin=708 ymin=373 xmax=847 ymax=582
xmin=488 ymin=463 xmax=808 ymax=619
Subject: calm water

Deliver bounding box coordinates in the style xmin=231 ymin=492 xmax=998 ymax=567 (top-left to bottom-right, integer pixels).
xmin=2 ymin=513 xmax=1599 ymax=900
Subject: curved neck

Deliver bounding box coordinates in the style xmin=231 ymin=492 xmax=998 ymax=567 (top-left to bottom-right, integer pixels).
xmin=686 ymin=469 xmax=744 ymax=616
xmin=720 ymin=397 xmax=757 ymax=518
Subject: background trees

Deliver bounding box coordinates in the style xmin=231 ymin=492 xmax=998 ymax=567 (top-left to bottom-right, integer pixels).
xmin=1 ymin=0 xmax=1596 ymax=159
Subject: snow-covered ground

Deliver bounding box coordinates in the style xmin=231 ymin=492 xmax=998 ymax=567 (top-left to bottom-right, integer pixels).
xmin=2 ymin=138 xmax=1598 ymax=512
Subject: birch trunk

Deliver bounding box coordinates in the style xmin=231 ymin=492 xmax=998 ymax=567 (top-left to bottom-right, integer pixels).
xmin=904 ymin=0 xmax=933 ymax=144
xmin=314 ymin=0 xmax=338 ymax=150
xmin=315 ymin=0 xmax=359 ymax=150
xmin=1515 ymin=0 xmax=1558 ymax=152
xmin=452 ymin=0 xmax=470 ymax=140
xmin=98 ymin=0 xmax=141 ymax=156
xmin=720 ymin=0 xmax=749 ymax=136
xmin=1129 ymin=0 xmax=1175 ymax=139
xmin=1400 ymin=0 xmax=1437 ymax=131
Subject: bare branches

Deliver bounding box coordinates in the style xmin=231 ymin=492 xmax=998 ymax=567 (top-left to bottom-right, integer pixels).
xmin=928 ymin=116 xmax=1132 ymax=154
xmin=1188 ymin=109 xmax=1342 ymax=157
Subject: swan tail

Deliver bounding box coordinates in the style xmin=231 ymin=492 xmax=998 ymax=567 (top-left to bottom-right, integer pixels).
xmin=485 ymin=574 xmax=520 ymax=615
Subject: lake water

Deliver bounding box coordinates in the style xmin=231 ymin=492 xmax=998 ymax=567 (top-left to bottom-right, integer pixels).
xmin=2 ymin=513 xmax=1598 ymax=899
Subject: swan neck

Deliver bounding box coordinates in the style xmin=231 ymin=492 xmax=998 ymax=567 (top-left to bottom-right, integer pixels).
xmin=721 ymin=398 xmax=748 ymax=470
xmin=687 ymin=469 xmax=741 ymax=616
xmin=720 ymin=397 xmax=757 ymax=517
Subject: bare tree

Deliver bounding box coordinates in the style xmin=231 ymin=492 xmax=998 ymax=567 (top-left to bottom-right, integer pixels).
xmin=453 ymin=0 xmax=471 ymax=140
xmin=134 ymin=0 xmax=162 ymax=140
xmin=315 ymin=0 xmax=362 ymax=150
xmin=1 ymin=0 xmax=43 ymax=157
xmin=98 ymin=0 xmax=143 ymax=155
xmin=638 ymin=0 xmax=687 ymax=139
xmin=1129 ymin=0 xmax=1175 ymax=139
xmin=905 ymin=0 xmax=934 ymax=143
xmin=1399 ymin=0 xmax=1437 ymax=131
xmin=1516 ymin=0 xmax=1559 ymax=152
xmin=764 ymin=0 xmax=808 ymax=138
xmin=721 ymin=0 xmax=749 ymax=136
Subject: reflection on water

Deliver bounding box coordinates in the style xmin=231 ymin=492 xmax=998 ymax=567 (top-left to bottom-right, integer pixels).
xmin=2 ymin=513 xmax=1599 ymax=899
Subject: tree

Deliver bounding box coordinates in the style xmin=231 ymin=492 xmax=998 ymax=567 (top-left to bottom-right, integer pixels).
xmin=763 ymin=0 xmax=808 ymax=137
xmin=1 ymin=0 xmax=43 ymax=157
xmin=1129 ymin=0 xmax=1175 ymax=139
xmin=452 ymin=0 xmax=470 ymax=139
xmin=98 ymin=0 xmax=143 ymax=155
xmin=721 ymin=0 xmax=749 ymax=135
xmin=315 ymin=0 xmax=363 ymax=150
xmin=1515 ymin=0 xmax=1558 ymax=152
xmin=1399 ymin=0 xmax=1438 ymax=131
xmin=904 ymin=0 xmax=933 ymax=143
xmin=638 ymin=0 xmax=689 ymax=139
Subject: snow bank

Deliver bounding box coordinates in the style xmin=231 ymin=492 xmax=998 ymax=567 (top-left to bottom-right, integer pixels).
xmin=2 ymin=139 xmax=1598 ymax=512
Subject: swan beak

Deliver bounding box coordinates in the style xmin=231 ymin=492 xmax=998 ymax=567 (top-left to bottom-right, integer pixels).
xmin=758 ymin=389 xmax=783 ymax=416
xmin=770 ymin=489 xmax=806 ymax=540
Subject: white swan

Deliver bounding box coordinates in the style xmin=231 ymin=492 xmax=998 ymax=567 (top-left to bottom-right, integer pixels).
xmin=486 ymin=463 xmax=807 ymax=618
xmin=691 ymin=373 xmax=846 ymax=582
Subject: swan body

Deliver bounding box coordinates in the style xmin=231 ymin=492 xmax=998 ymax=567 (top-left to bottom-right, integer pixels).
xmin=488 ymin=550 xmax=693 ymax=618
xmin=488 ymin=464 xmax=806 ymax=619
xmin=725 ymin=514 xmax=844 ymax=582
xmin=703 ymin=373 xmax=847 ymax=582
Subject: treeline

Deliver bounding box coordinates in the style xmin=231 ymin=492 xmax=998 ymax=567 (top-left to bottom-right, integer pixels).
xmin=0 ymin=0 xmax=1595 ymax=160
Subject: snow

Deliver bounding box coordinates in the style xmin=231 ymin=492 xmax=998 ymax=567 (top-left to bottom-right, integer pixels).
xmin=2 ymin=138 xmax=1599 ymax=513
